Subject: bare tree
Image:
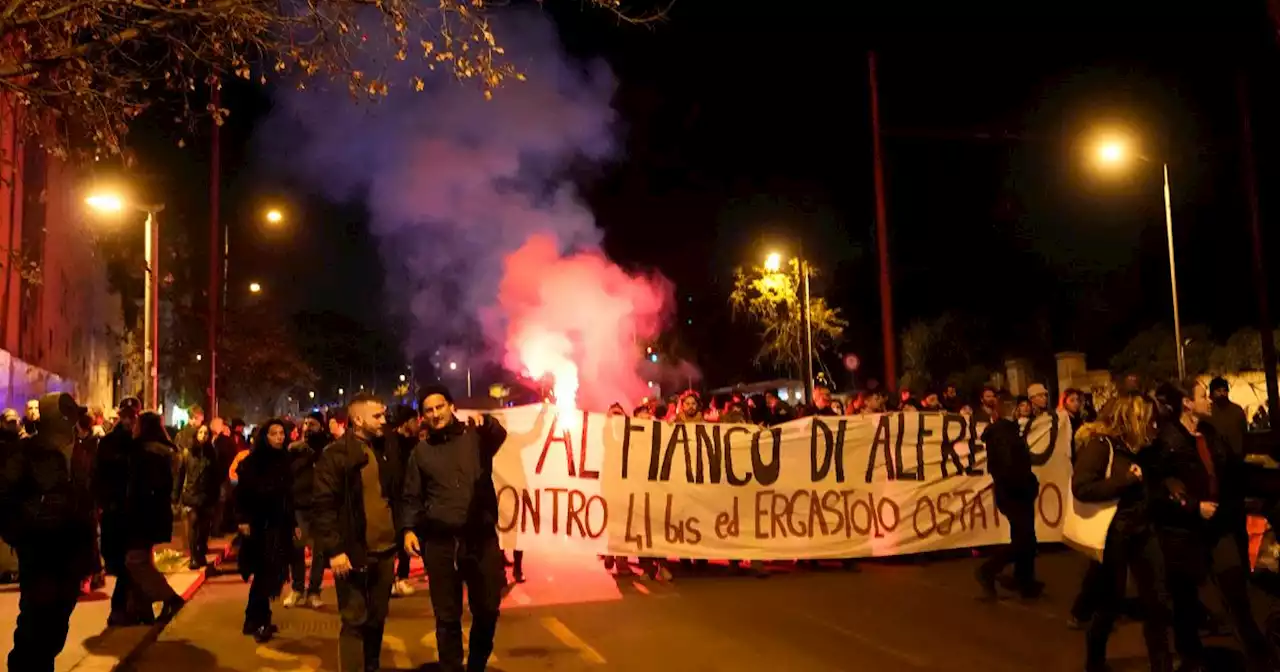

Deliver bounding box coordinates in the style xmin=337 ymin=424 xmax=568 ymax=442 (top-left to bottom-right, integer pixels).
xmin=0 ymin=0 xmax=666 ymax=158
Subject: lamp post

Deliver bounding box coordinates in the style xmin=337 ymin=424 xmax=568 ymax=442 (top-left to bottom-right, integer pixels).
xmin=765 ymin=251 xmax=815 ymax=405
xmin=1093 ymin=136 xmax=1185 ymax=380
xmin=86 ymin=193 xmax=165 ymax=409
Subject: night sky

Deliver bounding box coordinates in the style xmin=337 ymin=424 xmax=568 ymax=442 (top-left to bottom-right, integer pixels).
xmin=124 ymin=2 xmax=1280 ymax=392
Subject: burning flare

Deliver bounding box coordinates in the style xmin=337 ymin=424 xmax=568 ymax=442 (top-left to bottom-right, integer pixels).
xmin=492 ymin=234 xmax=672 ymax=414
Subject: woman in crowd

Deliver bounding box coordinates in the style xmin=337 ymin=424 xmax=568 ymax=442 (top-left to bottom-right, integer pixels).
xmin=178 ymin=424 xmax=222 ymax=570
xmin=1072 ymin=393 xmax=1172 ymax=672
xmin=236 ymin=418 xmax=296 ymax=643
xmin=1152 ymin=381 xmax=1277 ymax=672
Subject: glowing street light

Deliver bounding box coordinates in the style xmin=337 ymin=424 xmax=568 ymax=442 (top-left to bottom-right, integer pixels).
xmin=764 ymin=252 xmax=782 ymax=273
xmin=265 ymin=209 xmax=284 ymax=224
xmin=308 ymin=390 xmax=316 ymax=399
xmin=399 ymin=374 xmax=407 ymax=382
xmin=449 ymin=362 xmax=458 ymax=371
xmin=85 ymin=191 xmax=164 ymax=410
xmin=763 ymin=249 xmax=814 ymax=404
xmin=85 ymin=194 xmax=124 ymax=213
xmin=195 ymin=353 xmax=203 ymax=362
xmin=1087 ymin=129 xmax=1184 ymax=380
xmin=338 ymin=387 xmax=344 ymax=395
xmin=248 ymin=282 xmax=262 ymax=294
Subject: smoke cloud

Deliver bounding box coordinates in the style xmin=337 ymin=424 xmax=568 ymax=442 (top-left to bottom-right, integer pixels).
xmin=258 ymin=11 xmax=676 ymax=408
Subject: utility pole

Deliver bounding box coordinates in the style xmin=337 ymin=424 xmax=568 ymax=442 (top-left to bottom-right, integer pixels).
xmin=1237 ymin=73 xmax=1280 ymax=422
xmin=208 ymin=80 xmax=221 ymax=418
xmin=868 ymin=51 xmax=899 ymax=394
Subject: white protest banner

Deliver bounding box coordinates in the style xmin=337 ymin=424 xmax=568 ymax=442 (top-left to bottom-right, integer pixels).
xmin=477 ymin=405 xmax=1072 ymax=560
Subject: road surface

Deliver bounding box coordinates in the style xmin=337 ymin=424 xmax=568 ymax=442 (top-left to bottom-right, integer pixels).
xmin=123 ymin=547 xmax=1264 ymax=671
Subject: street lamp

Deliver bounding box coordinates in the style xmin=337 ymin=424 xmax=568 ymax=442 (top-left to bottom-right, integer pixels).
xmin=1091 ymin=133 xmax=1185 ymax=380
xmin=265 ymin=209 xmax=283 ymax=225
xmin=765 ymin=250 xmax=815 ymax=405
xmin=399 ymin=373 xmax=406 ymax=382
xmin=248 ymin=282 xmax=262 ymax=294
xmin=86 ymin=191 xmax=164 ymax=410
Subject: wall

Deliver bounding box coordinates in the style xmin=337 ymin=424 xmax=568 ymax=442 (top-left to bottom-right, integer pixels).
xmin=0 ymin=94 xmax=120 ymax=411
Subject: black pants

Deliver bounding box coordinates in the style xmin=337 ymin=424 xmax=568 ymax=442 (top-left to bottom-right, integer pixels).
xmin=291 ymin=510 xmax=325 ymax=595
xmin=8 ymin=557 xmax=81 ymax=672
xmin=335 ymin=552 xmax=395 ymax=672
xmin=1086 ymin=527 xmax=1172 ymax=671
xmin=1071 ymin=559 xmax=1105 ymax=622
xmin=979 ymin=493 xmax=1038 ymax=588
xmin=423 ymin=533 xmax=505 ymax=672
xmin=186 ymin=507 xmax=213 ymax=566
xmin=397 ymin=529 xmax=412 ymax=580
xmin=1206 ymin=529 xmax=1277 ymax=671
xmin=245 ymin=571 xmax=274 ymax=629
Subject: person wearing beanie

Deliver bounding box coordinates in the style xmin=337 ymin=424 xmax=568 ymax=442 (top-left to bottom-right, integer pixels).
xmin=402 ymin=384 xmax=508 ymax=672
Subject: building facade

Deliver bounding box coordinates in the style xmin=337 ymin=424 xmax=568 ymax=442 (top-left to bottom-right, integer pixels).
xmin=0 ymin=95 xmax=121 ymax=411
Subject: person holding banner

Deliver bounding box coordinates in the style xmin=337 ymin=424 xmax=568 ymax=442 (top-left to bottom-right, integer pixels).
xmin=403 ymin=384 xmax=508 ymax=672
xmin=1072 ymin=393 xmax=1173 ymax=672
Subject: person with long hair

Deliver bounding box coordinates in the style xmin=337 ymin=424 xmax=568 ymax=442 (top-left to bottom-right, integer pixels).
xmin=1073 ymin=393 xmax=1172 ymax=671
xmin=1152 ymin=381 xmax=1277 ymax=672
xmin=236 ymin=418 xmax=296 ymax=643
xmin=177 ymin=424 xmax=223 ymax=570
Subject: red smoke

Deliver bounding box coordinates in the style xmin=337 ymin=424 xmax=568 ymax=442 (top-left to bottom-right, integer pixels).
xmin=494 ymin=234 xmax=672 ymax=412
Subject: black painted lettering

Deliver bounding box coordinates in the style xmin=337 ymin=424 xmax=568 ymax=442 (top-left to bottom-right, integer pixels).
xmin=753 ymin=490 xmax=772 ymax=539
xmin=724 ymin=427 xmax=753 ymax=486
xmin=663 ymin=494 xmax=684 ymax=543
xmin=547 ymin=487 xmax=568 ymax=534
xmin=659 ymin=424 xmax=690 ymax=482
xmin=865 ymin=415 xmax=897 ymax=482
xmin=586 ymin=495 xmax=608 ymax=538
xmin=752 ymin=428 xmax=782 ymax=486
xmin=496 ymin=486 xmax=519 ymax=533
xmin=577 ymin=411 xmax=599 ymax=479
xmin=900 ymin=413 xmax=930 ymax=480
xmin=912 ymin=497 xmax=937 ymax=539
xmin=938 ymin=414 xmax=966 ymax=478
xmin=694 ymin=424 xmax=723 ymax=484
xmin=566 ymin=489 xmax=588 ymax=536
xmin=521 ymin=488 xmax=541 ymax=534
xmin=620 ymin=416 xmax=645 ymax=479
xmin=534 ymin=416 xmax=576 ymax=477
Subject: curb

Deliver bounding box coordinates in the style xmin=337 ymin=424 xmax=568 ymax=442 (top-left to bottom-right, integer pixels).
xmin=69 ymin=539 xmax=233 ymax=672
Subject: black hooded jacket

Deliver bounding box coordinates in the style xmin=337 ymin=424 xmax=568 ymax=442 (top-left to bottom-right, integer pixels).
xmin=401 ymin=414 xmax=507 ymax=537
xmin=0 ymin=393 xmax=98 ymax=576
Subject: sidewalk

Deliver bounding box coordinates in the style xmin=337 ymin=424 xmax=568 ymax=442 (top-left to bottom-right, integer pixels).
xmin=0 ymin=535 xmax=233 ymax=672
xmin=0 ymin=569 xmax=206 ymax=672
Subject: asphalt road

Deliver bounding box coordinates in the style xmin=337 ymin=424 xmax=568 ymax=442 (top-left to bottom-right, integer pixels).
xmin=122 ymin=548 xmax=1267 ymax=672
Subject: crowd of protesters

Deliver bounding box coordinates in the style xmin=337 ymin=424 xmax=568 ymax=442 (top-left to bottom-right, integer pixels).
xmin=3 ymin=371 xmax=1280 ymax=671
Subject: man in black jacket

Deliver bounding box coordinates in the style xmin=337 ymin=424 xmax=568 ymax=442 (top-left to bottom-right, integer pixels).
xmin=976 ymin=412 xmax=1043 ymax=601
xmin=286 ymin=412 xmax=329 ymax=608
xmin=0 ymin=392 xmax=99 ymax=672
xmin=403 ymin=384 xmax=508 ymax=672
xmin=312 ymin=394 xmax=397 ymax=672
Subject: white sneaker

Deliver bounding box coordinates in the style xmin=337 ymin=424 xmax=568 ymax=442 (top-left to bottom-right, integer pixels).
xmin=391 ymin=579 xmax=415 ymax=597
xmin=282 ymin=591 xmax=301 ymax=608
xmin=305 ymin=594 xmax=324 ymax=609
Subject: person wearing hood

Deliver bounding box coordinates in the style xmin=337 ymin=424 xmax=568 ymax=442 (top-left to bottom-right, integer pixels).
xmin=0 ymin=392 xmax=99 ymax=671
xmin=403 ymin=384 xmax=508 ymax=672
xmin=285 ymin=412 xmax=329 ymax=609
xmin=236 ymin=418 xmax=297 ymax=643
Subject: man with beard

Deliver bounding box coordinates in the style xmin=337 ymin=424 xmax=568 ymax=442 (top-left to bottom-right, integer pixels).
xmin=1 ymin=392 xmax=99 ymax=671
xmin=312 ymin=394 xmax=397 ymax=672
xmin=402 ymin=384 xmax=508 ymax=672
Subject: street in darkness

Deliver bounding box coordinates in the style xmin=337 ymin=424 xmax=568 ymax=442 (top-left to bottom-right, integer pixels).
xmin=122 ymin=549 xmax=1266 ymax=672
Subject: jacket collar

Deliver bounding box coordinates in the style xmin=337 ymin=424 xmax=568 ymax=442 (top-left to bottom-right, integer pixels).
xmin=425 ymin=417 xmax=465 ymax=445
